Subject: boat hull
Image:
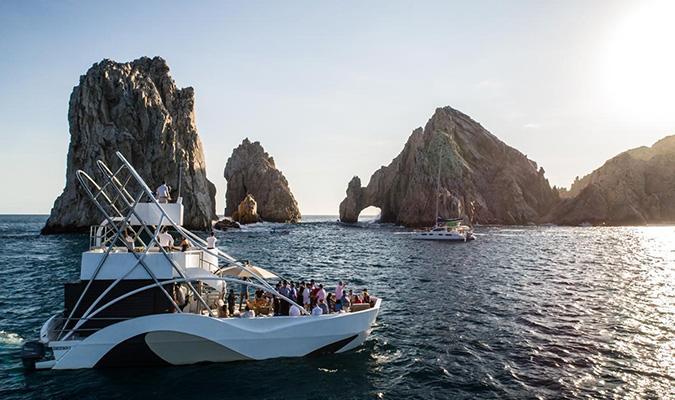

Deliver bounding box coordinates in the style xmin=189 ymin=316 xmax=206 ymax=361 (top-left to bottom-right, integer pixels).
xmin=36 ymin=299 xmax=381 ymax=369
xmin=411 ymin=232 xmax=475 ymax=241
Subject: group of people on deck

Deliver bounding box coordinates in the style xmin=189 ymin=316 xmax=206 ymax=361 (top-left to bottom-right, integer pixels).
xmin=231 ymin=279 xmax=372 ymax=318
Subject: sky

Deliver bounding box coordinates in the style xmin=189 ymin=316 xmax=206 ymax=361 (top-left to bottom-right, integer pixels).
xmin=1 ymin=0 xmax=674 ymax=215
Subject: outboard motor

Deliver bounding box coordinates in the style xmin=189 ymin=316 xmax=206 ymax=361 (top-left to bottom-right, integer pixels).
xmin=21 ymin=341 xmax=45 ymax=370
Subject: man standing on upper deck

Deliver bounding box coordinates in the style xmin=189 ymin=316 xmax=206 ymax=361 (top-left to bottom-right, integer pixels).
xmin=207 ymin=231 xmax=217 ymax=249
xmin=156 ymin=181 xmax=171 ymax=203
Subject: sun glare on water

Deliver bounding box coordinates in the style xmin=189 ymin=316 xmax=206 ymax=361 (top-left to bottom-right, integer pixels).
xmin=600 ymin=0 xmax=675 ymax=121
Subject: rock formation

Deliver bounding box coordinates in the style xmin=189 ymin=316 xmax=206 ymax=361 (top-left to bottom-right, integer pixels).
xmin=213 ymin=218 xmax=241 ymax=230
xmin=548 ymin=135 xmax=675 ymax=225
xmin=224 ymin=139 xmax=301 ymax=223
xmin=232 ymin=194 xmax=261 ymax=224
xmin=42 ymin=57 xmax=217 ymax=234
xmin=339 ymin=106 xmax=558 ymax=226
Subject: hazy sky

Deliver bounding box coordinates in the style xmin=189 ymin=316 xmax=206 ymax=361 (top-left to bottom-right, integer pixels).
xmin=1 ymin=0 xmax=674 ymax=215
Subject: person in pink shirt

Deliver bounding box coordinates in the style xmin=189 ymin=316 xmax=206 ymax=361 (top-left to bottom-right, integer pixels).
xmin=335 ymin=281 xmax=346 ymax=301
xmin=316 ymin=284 xmax=327 ymax=303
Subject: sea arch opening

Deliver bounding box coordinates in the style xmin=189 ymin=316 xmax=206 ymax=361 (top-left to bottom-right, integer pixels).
xmin=358 ymin=206 xmax=382 ymax=223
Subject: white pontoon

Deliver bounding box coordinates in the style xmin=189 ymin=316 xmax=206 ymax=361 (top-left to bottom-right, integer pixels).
xmin=21 ymin=152 xmax=381 ymax=370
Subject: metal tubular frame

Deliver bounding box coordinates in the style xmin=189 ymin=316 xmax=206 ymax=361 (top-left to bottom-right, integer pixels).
xmin=61 ymin=152 xmax=308 ymax=340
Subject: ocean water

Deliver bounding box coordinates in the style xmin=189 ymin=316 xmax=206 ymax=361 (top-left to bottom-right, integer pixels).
xmin=0 ymin=215 xmax=673 ymax=399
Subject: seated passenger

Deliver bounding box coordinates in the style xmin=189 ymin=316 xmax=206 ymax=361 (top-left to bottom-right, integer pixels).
xmin=241 ymin=305 xmax=255 ymax=318
xmin=349 ymin=289 xmax=362 ymax=304
xmin=179 ymin=237 xmax=191 ymax=252
xmin=318 ymin=298 xmax=329 ymax=315
xmin=311 ymin=303 xmax=323 ymax=316
xmin=362 ymin=289 xmax=371 ymax=304
xmin=254 ymin=293 xmax=267 ymax=308
xmin=216 ymin=298 xmax=227 ymax=317
xmin=340 ymin=294 xmax=351 ymax=312
xmin=289 ymin=304 xmax=302 ymax=316
xmin=326 ymin=293 xmax=336 ymax=313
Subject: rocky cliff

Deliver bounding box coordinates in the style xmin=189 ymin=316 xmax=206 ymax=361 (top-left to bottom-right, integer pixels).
xmin=339 ymin=106 xmax=558 ymax=226
xmin=224 ymin=139 xmax=301 ymax=222
xmin=42 ymin=57 xmax=217 ymax=234
xmin=548 ymin=135 xmax=675 ymax=225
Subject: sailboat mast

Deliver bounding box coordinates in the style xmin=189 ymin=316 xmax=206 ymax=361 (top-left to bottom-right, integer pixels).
xmin=435 ymin=147 xmax=442 ymax=221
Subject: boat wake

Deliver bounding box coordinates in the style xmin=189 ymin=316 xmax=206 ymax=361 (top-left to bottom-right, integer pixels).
xmin=0 ymin=331 xmax=23 ymax=346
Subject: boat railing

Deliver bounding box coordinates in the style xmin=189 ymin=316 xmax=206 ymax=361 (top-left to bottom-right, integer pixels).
xmin=89 ymin=224 xmax=116 ymax=249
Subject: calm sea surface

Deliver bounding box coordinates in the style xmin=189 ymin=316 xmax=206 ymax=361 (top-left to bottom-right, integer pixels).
xmin=0 ymin=215 xmax=673 ymax=399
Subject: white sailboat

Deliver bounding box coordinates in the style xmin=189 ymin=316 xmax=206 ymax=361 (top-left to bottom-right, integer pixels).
xmin=411 ymin=148 xmax=475 ymax=242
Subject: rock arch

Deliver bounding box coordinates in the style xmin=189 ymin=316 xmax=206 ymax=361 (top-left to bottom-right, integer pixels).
xmin=337 ymin=106 xmax=558 ymax=227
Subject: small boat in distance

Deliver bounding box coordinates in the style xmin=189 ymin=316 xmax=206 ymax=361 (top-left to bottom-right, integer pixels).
xmin=411 ymin=217 xmax=476 ymax=241
xmin=410 ymin=146 xmax=475 ymax=242
xmin=21 ymin=152 xmax=381 ymax=370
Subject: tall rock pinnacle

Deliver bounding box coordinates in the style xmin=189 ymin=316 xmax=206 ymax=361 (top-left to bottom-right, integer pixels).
xmin=224 ymin=139 xmax=301 ymax=223
xmin=42 ymin=57 xmax=217 ymax=234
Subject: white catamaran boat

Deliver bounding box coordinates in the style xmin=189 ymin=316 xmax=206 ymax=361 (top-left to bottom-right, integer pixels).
xmin=411 ymin=217 xmax=475 ymax=241
xmin=21 ymin=152 xmax=381 ymax=370
xmin=410 ymin=148 xmax=475 ymax=242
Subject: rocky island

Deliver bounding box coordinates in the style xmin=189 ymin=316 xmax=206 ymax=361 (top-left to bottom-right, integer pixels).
xmin=339 ymin=106 xmax=559 ymax=226
xmin=42 ymin=57 xmax=217 ymax=234
xmin=224 ymin=139 xmax=301 ymax=223
xmin=548 ymin=135 xmax=675 ymax=226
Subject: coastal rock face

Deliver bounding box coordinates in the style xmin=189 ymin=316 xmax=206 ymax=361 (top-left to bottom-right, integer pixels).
xmin=42 ymin=57 xmax=217 ymax=234
xmin=548 ymin=136 xmax=675 ymax=225
xmin=224 ymin=139 xmax=301 ymax=222
xmin=339 ymin=106 xmax=558 ymax=226
xmin=232 ymin=194 xmax=261 ymax=224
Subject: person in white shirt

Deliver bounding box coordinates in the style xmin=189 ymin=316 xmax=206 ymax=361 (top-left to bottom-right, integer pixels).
xmin=158 ymin=229 xmax=174 ymax=249
xmin=156 ymin=181 xmax=171 ymax=203
xmin=241 ymin=306 xmax=255 ymax=318
xmin=311 ymin=304 xmax=323 ymax=316
xmin=289 ymin=304 xmax=302 ymax=316
xmin=302 ymin=285 xmax=311 ymax=310
xmin=207 ymin=231 xmax=217 ymax=249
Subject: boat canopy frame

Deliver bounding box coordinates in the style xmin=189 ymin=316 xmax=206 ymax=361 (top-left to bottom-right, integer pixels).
xmin=58 ymin=152 xmax=307 ymax=341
